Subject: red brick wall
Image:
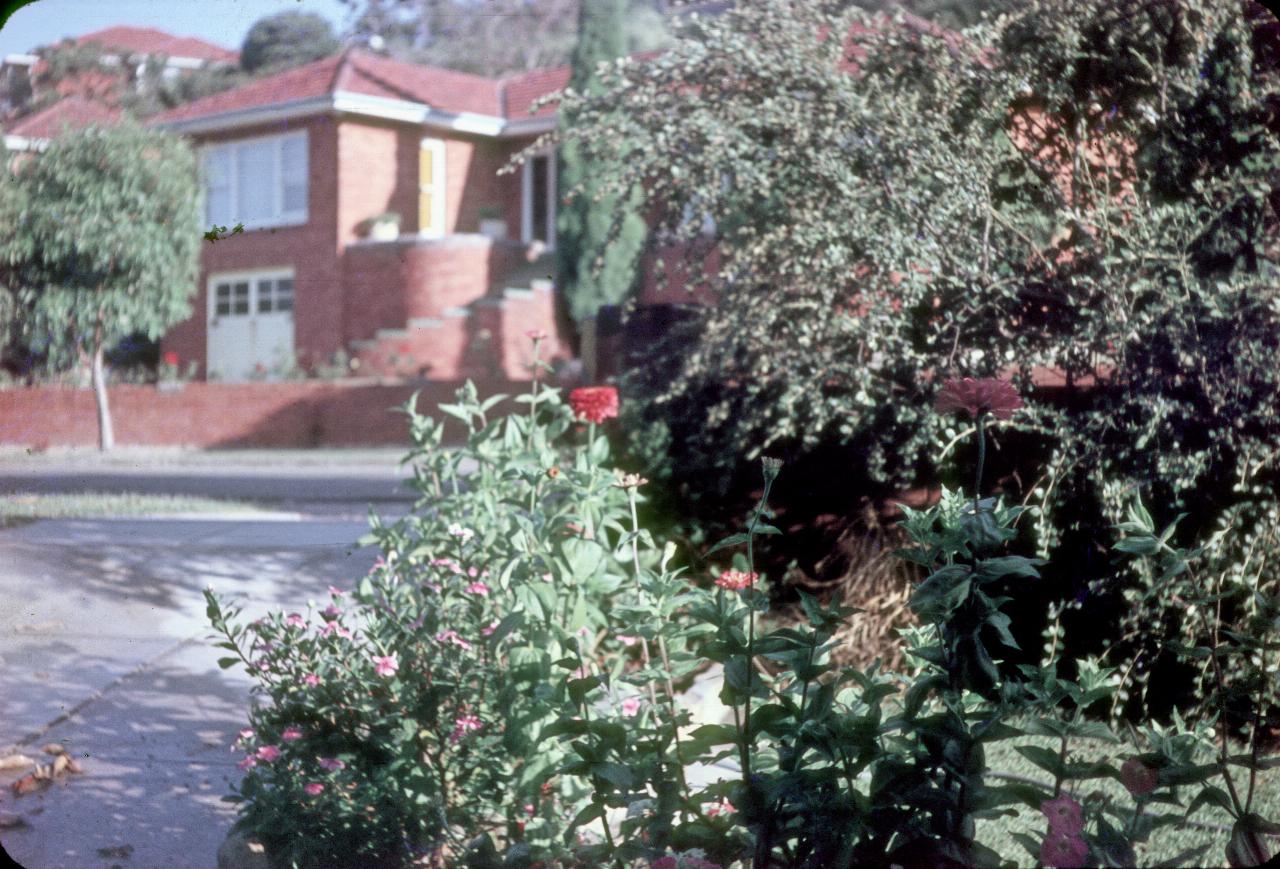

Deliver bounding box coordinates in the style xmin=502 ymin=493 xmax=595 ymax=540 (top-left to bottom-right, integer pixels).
xmin=162 ymin=116 xmax=343 ymax=375
xmin=336 ymin=119 xmax=419 ymax=242
xmin=341 ymin=237 xmax=527 ymax=342
xmin=0 ymin=380 xmax=518 ymax=449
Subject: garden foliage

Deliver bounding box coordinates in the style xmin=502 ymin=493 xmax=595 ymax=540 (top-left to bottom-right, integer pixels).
xmin=208 ymin=368 xmax=1277 ymax=867
xmin=536 ymin=0 xmax=1280 ymax=720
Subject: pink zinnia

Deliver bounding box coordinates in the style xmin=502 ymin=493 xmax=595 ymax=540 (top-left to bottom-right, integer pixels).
xmin=1041 ymin=794 xmax=1084 ymax=836
xmin=318 ymin=622 xmax=352 ymax=639
xmin=706 ymin=797 xmax=735 ymax=818
xmin=303 ymin=673 xmax=321 ymax=686
xmin=620 ymin=697 xmax=641 ymax=717
xmin=284 ymin=613 xmax=306 ymax=628
xmin=237 ymin=755 xmax=257 ymax=771
xmin=449 ymin=715 xmax=483 ymax=744
xmin=934 ymin=377 xmax=1023 ymax=421
xmin=616 ymin=634 xmax=639 ymax=647
xmin=282 ymin=727 xmax=303 ymax=741
xmin=255 ymin=745 xmax=281 ymax=763
xmin=436 ymin=630 xmax=473 ymax=651
xmin=373 ymin=654 xmax=399 ymax=677
xmin=1040 ymin=832 xmax=1090 ymax=868
xmin=568 ymin=386 xmax=619 ymax=424
xmin=237 ymin=728 xmax=254 ymax=742
xmin=465 ymin=581 xmax=490 ymax=596
xmin=715 ymin=569 xmax=757 ymax=591
xmin=304 ymin=782 xmax=325 ymax=796
xmin=526 ymin=329 xmax=548 ymax=341
xmin=327 ymin=586 xmax=345 ymax=597
xmin=1120 ymin=758 xmax=1158 ymax=797
xmin=318 ymin=757 xmax=345 ymax=771
xmin=322 ymin=604 xmax=342 ymax=619
xmin=481 ymin=619 xmax=501 ymax=637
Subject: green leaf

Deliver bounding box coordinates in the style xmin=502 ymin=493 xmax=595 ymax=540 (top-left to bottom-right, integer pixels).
xmin=706 ymin=532 xmax=750 ymax=555
xmin=1014 ymin=744 xmax=1066 ymax=779
xmin=592 ymin=761 xmax=634 ymax=790
xmin=217 ymin=656 xmax=240 ymax=670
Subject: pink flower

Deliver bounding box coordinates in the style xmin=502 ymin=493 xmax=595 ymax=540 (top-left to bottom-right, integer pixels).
xmin=255 ymin=745 xmax=281 ymax=763
xmin=449 ymin=715 xmax=483 ymax=743
xmin=1041 ymin=794 xmax=1085 ymax=836
xmin=284 ymin=613 xmax=306 ymax=628
xmin=436 ymin=630 xmax=473 ymax=651
xmin=934 ymin=377 xmax=1023 ymax=421
xmin=303 ymin=673 xmax=321 ymax=686
xmin=569 ymin=386 xmax=619 ymax=424
xmin=373 ymin=654 xmax=399 ymax=677
xmin=282 ymin=727 xmax=303 ymax=741
xmin=620 ymin=697 xmax=641 ymax=717
xmin=431 ymin=558 xmax=463 ymax=574
xmin=322 ymin=604 xmax=342 ymax=619
xmin=304 ymin=782 xmax=325 ymax=796
xmin=467 ymin=566 xmax=479 ymax=578
xmin=1040 ymin=831 xmax=1090 ymax=868
xmin=526 ymin=329 xmax=548 ymax=341
xmin=237 ymin=755 xmax=257 ymax=771
xmin=318 ymin=622 xmax=351 ymax=639
xmin=465 ymin=581 xmax=490 ymax=596
xmin=423 ymin=581 xmax=443 ymax=593
xmin=318 ymin=757 xmax=345 ymax=771
xmin=1120 ymin=758 xmax=1158 ymax=797
xmin=237 ymin=728 xmax=254 ymax=742
xmin=523 ymin=803 xmax=536 ymax=816
xmin=715 ymin=569 xmax=757 ymax=591
xmin=256 ymin=660 xmax=271 ymax=672
xmin=327 ymin=586 xmax=346 ymax=597
xmin=616 ymin=634 xmax=640 ymax=647
xmin=706 ymin=797 xmax=735 ymax=818
xmin=481 ymin=620 xmax=501 ymax=637
xmin=162 ymin=350 xmax=180 ymax=367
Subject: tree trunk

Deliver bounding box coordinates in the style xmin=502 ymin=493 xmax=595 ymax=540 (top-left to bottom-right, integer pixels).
xmin=91 ymin=342 xmax=115 ymax=451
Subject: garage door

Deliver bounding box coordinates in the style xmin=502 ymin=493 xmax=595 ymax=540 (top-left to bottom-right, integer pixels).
xmin=207 ymin=271 xmax=295 ymax=381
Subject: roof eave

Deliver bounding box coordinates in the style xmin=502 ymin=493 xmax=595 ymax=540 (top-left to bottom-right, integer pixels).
xmin=153 ymin=89 xmax=557 ymax=138
xmin=3 ymin=134 xmax=48 ymax=152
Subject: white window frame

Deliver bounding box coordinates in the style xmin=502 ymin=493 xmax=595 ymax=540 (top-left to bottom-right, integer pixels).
xmin=201 ymin=131 xmax=308 ymax=231
xmin=207 ymin=267 xmax=296 ymax=323
xmin=418 ymin=136 xmax=447 ymax=239
xmin=520 ymin=148 xmax=556 ymax=250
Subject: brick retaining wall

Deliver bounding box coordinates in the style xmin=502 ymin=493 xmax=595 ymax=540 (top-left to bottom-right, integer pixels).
xmin=0 ymin=380 xmax=517 ymax=449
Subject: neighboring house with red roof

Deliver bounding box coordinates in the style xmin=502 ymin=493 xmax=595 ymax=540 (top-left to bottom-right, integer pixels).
xmin=150 ymin=47 xmax=570 ymax=382
xmin=2 ymin=94 xmax=120 ymax=154
xmin=1 ymin=25 xmax=237 ymax=121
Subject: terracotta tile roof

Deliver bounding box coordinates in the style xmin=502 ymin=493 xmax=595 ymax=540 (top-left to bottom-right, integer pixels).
xmin=75 ymin=26 xmax=238 ymax=64
xmin=500 ymin=65 xmax=570 ymax=120
xmin=5 ymin=95 xmax=120 ymax=139
xmin=152 ymin=48 xmax=505 ymax=126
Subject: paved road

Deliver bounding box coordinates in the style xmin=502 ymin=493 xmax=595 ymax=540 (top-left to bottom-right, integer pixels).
xmin=0 ymin=514 xmax=383 ymax=868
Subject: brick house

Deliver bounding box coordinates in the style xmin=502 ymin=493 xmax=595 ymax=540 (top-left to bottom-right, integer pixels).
xmin=150 ymin=48 xmax=573 ymax=382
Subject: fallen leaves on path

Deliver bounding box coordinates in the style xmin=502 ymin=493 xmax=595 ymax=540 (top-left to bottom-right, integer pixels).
xmin=8 ymin=744 xmax=85 ymax=797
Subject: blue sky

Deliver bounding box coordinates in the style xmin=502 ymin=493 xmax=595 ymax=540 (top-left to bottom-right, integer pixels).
xmin=0 ymin=0 xmax=353 ymax=58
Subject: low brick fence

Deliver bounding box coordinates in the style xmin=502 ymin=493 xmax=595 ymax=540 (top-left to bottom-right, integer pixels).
xmin=0 ymin=379 xmax=519 ymax=449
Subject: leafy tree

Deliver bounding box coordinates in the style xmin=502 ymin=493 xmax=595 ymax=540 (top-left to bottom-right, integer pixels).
xmin=547 ymin=0 xmax=1280 ymax=716
xmin=240 ymin=10 xmax=342 ymax=74
xmin=1 ymin=123 xmax=201 ymax=449
xmin=342 ymin=0 xmax=669 ymax=76
xmin=555 ymin=0 xmax=649 ymax=343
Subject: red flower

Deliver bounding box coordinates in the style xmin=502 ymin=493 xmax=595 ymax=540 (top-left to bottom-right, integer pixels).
xmin=934 ymin=377 xmax=1023 ymax=420
xmin=715 ymin=570 xmax=757 ymax=591
xmin=1120 ymin=758 xmax=1158 ymax=797
xmin=162 ymin=351 xmax=180 ymax=367
xmin=569 ymin=386 xmax=619 ymax=424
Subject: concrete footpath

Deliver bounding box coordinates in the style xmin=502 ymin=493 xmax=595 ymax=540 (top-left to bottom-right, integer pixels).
xmin=0 ymin=514 xmax=381 ymax=869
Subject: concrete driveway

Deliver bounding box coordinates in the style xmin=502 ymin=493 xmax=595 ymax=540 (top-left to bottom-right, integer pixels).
xmin=0 ymin=510 xmax=385 ymax=868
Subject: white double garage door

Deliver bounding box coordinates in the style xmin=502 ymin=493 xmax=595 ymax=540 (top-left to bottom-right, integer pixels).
xmin=207 ymin=269 xmax=295 ymax=381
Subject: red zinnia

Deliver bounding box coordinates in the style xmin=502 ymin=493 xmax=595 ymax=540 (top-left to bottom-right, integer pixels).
xmin=715 ymin=569 xmax=757 ymax=591
xmin=569 ymin=386 xmax=619 ymax=424
xmin=162 ymin=351 xmax=180 ymax=367
xmin=1119 ymin=758 xmax=1158 ymax=797
xmin=934 ymin=377 xmax=1023 ymax=420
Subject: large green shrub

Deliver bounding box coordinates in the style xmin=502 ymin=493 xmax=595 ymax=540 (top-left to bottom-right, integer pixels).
xmin=540 ymin=0 xmax=1280 ymax=718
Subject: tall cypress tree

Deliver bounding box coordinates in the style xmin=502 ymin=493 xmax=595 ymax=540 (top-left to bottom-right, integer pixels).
xmin=555 ymin=0 xmax=648 ymax=350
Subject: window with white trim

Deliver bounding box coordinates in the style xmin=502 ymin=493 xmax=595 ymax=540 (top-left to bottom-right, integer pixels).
xmin=202 ymin=131 xmax=308 ymax=230
xmin=521 ymin=150 xmax=556 ymax=249
xmin=211 ymin=272 xmax=294 ymax=319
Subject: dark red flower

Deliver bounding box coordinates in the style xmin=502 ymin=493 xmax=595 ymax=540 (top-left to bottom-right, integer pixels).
xmin=935 ymin=378 xmax=1023 ymax=420
xmin=1120 ymin=758 xmax=1158 ymax=797
xmin=569 ymin=386 xmax=619 ymax=424
xmin=162 ymin=351 xmax=180 ymax=367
